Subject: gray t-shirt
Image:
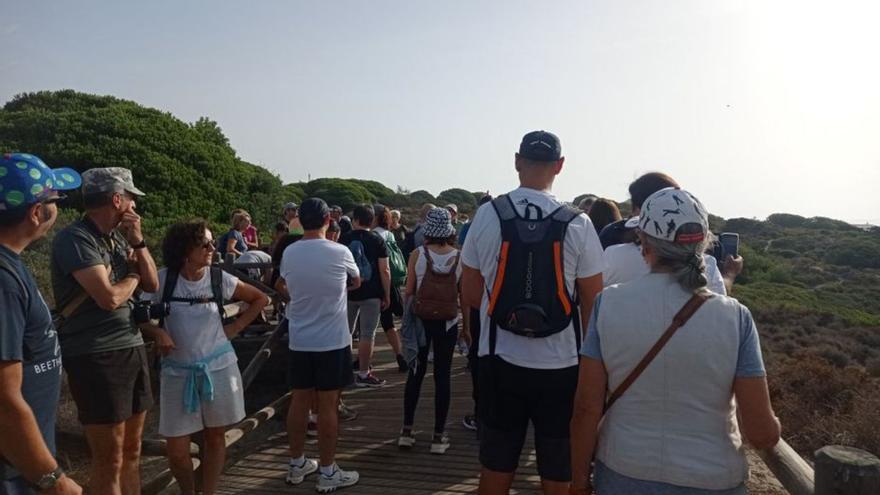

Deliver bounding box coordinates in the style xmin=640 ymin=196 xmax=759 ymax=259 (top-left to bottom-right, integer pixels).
xmin=51 ymin=217 xmax=143 ymax=357
xmin=0 ymin=245 xmax=62 ymax=480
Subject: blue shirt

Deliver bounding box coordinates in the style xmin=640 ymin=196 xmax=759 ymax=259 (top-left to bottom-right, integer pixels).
xmin=218 ymin=229 xmax=247 ymax=257
xmin=0 ymin=245 xmax=62 ymax=481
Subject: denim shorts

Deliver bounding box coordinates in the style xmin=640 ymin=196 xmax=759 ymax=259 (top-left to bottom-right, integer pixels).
xmin=594 ymin=461 xmax=748 ymax=495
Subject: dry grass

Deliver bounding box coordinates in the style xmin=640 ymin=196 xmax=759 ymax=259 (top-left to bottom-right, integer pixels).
xmin=767 ymin=354 xmax=880 ymax=458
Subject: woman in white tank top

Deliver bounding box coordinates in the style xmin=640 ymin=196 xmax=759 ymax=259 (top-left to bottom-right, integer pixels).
xmin=397 ymin=208 xmax=462 ymax=455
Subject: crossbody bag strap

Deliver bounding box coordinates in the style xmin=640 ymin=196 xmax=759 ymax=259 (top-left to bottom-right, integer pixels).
xmin=604 ymin=291 xmax=713 ymax=412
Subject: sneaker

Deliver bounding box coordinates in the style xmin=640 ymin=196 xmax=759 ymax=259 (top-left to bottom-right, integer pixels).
xmin=285 ymin=458 xmax=318 ymax=485
xmin=315 ymin=465 xmax=359 ymax=493
xmin=462 ymin=414 xmax=478 ymax=431
xmin=396 ymin=354 xmax=409 ymax=373
xmin=355 ymin=372 xmax=386 ymax=388
xmin=307 ymin=420 xmax=318 ymax=437
xmin=430 ymin=433 xmax=450 ymax=454
xmin=338 ymin=402 xmax=358 ymax=422
xmin=397 ymin=430 xmax=415 ymax=449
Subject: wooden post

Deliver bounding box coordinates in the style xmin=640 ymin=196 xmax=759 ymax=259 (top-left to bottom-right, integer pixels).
xmin=815 ymin=445 xmax=880 ymax=495
xmin=757 ymin=439 xmax=815 ymax=495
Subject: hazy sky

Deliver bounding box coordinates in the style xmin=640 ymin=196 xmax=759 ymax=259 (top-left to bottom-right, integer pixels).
xmin=2 ymin=0 xmax=879 ymax=222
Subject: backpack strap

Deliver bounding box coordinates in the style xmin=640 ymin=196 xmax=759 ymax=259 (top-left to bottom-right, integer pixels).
xmin=159 ymin=267 xmax=227 ymax=327
xmin=490 ymin=194 xmax=517 ymax=222
xmin=159 ymin=269 xmax=180 ymax=328
xmin=211 ymin=266 xmax=228 ymax=322
xmin=551 ymin=204 xmax=581 ymax=224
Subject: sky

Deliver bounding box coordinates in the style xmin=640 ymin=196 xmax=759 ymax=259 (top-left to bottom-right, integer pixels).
xmin=2 ymin=0 xmax=879 ymax=223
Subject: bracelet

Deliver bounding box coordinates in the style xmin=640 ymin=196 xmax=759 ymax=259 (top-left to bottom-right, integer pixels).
xmin=130 ymin=239 xmax=147 ymax=249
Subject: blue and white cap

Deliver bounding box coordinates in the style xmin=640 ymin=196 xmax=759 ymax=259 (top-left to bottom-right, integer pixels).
xmin=0 ymin=153 xmax=82 ymax=211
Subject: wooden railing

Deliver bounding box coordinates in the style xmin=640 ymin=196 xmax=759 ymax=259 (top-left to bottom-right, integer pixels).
xmin=758 ymin=441 xmax=880 ymax=495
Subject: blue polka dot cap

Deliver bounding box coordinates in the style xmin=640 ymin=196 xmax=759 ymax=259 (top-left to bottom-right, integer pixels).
xmin=0 ymin=153 xmax=82 ymax=211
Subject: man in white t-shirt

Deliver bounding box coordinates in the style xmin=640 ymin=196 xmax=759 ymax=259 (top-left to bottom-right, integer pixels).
xmin=461 ymin=131 xmax=605 ymax=494
xmin=603 ymin=231 xmax=727 ymax=294
xmin=278 ymin=198 xmax=361 ymax=492
xmin=601 ymin=172 xmax=743 ymax=294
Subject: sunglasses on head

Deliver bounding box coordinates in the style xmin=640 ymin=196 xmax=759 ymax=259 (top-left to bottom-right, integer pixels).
xmin=41 ymin=194 xmax=67 ymax=205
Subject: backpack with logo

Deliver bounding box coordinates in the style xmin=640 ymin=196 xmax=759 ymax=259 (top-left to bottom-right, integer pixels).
xmin=486 ymin=194 xmax=582 ymax=354
xmin=383 ymin=231 xmax=408 ymax=285
xmin=348 ymin=237 xmax=373 ymax=283
xmin=414 ymin=248 xmax=460 ymax=321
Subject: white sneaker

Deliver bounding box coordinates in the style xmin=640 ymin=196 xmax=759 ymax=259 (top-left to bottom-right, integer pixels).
xmin=286 ymin=458 xmax=318 ymax=485
xmin=397 ymin=430 xmax=415 ymax=449
xmin=316 ymin=464 xmax=359 ymax=493
xmin=430 ymin=433 xmax=450 ymax=454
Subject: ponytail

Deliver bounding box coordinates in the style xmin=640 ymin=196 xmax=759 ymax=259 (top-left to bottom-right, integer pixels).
xmin=643 ymin=234 xmax=710 ymax=293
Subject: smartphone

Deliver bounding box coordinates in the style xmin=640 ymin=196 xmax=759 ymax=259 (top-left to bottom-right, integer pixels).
xmin=718 ymin=232 xmax=739 ymax=259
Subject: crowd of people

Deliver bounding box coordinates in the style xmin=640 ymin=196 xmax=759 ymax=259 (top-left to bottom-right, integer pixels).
xmin=0 ymin=130 xmax=781 ymax=495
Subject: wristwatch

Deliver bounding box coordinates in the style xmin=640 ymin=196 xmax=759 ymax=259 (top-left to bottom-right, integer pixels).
xmin=130 ymin=239 xmax=147 ymax=249
xmin=35 ymin=466 xmax=64 ymax=490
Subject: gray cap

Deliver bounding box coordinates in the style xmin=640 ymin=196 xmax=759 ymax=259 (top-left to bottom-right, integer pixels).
xmin=81 ymin=167 xmax=146 ymax=196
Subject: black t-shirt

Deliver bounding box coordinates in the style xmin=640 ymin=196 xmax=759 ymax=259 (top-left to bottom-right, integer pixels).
xmin=339 ymin=229 xmax=388 ymax=301
xmin=0 ymin=245 xmax=62 ymax=481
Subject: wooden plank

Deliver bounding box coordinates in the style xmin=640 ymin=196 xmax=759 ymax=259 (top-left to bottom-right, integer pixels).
xmin=218 ymin=347 xmax=541 ymax=494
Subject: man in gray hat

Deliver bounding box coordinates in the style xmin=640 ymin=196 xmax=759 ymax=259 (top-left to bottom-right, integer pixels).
xmin=50 ymin=167 xmax=158 ymax=495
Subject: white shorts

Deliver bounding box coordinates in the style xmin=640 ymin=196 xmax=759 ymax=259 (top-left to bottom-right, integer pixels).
xmin=159 ymin=364 xmax=246 ymax=438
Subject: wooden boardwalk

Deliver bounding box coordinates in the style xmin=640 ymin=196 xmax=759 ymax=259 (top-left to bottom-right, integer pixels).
xmin=217 ymin=346 xmax=545 ymax=494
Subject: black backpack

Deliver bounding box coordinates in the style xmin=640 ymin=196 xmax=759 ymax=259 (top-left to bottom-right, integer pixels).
xmin=159 ymin=266 xmax=227 ymax=328
xmin=486 ymin=194 xmax=582 ymax=354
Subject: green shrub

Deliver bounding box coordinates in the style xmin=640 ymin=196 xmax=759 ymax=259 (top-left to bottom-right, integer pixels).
xmin=437 ymin=188 xmax=477 ymax=212
xmin=409 ymin=190 xmax=436 ymax=205
xmin=768 ymin=213 xmax=807 ymax=228
xmin=346 ymin=179 xmax=395 ymax=203
xmin=304 ymin=179 xmax=374 ymax=211
xmin=0 ymin=90 xmax=288 ymax=230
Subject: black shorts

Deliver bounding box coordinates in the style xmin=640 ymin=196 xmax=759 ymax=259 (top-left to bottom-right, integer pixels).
xmin=380 ymin=286 xmax=404 ymax=331
xmin=478 ymin=355 xmax=579 ymax=481
xmin=64 ymin=346 xmax=154 ymax=425
xmin=288 ymin=347 xmax=354 ymax=391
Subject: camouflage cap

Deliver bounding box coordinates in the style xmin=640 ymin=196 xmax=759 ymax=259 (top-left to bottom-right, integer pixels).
xmin=81 ymin=167 xmax=145 ymax=196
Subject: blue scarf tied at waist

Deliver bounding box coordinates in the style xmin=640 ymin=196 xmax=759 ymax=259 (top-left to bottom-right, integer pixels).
xmin=161 ymin=341 xmax=235 ymax=414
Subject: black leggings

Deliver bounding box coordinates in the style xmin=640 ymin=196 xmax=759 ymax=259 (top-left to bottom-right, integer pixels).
xmin=403 ymin=318 xmax=458 ymax=434
xmin=467 ymin=307 xmax=481 ymax=417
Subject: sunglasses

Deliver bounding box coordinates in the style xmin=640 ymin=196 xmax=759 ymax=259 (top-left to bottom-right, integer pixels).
xmin=200 ymin=240 xmax=216 ymax=250
xmin=41 ymin=194 xmax=67 ymax=205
